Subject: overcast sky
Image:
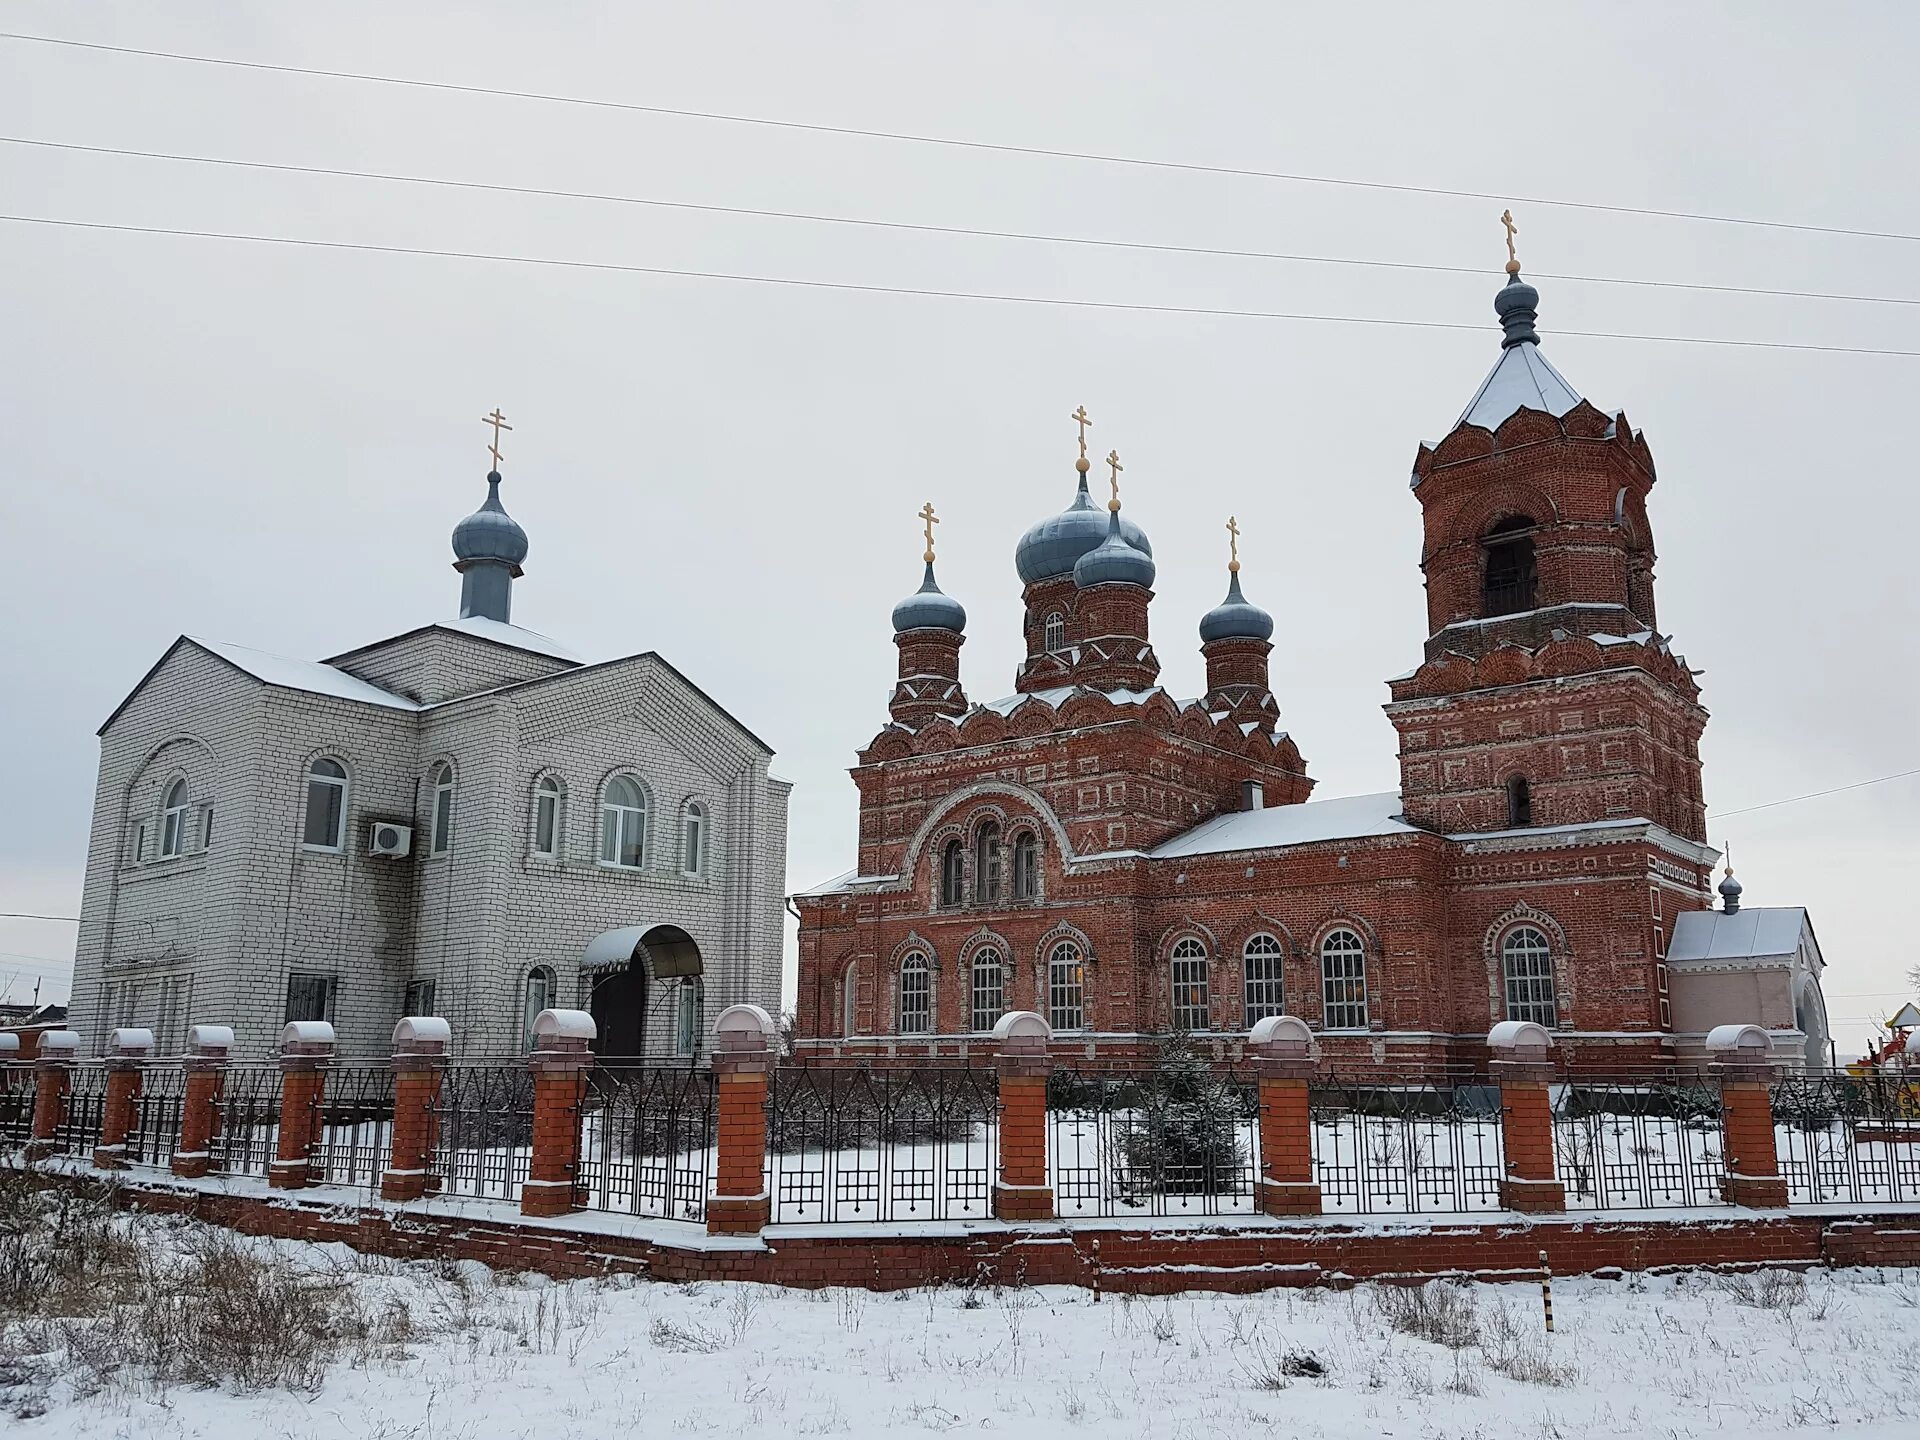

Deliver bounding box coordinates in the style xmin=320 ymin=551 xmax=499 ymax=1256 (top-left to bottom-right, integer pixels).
xmin=4 ymin=3 xmax=1915 ymax=1054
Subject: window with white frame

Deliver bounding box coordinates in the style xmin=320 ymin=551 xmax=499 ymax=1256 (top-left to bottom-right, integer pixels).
xmin=1170 ymin=937 xmax=1211 ymax=1031
xmin=974 ymin=822 xmax=1001 ymax=904
xmin=1043 ymin=612 xmax=1066 ymax=653
xmin=1011 ymin=832 xmax=1039 ymax=900
xmin=303 ymin=759 xmax=347 ymax=850
xmin=532 ymin=777 xmax=563 ymax=858
xmin=676 ymin=979 xmax=704 ymax=1055
xmin=599 ymin=775 xmax=647 ymax=868
xmin=1243 ymin=933 xmax=1287 ymax=1025
xmin=1048 ymin=940 xmax=1085 ymax=1031
xmin=158 ymin=779 xmax=190 ymax=858
xmin=970 ymin=949 xmax=1005 ymax=1032
xmin=1501 ymin=925 xmax=1558 ymax=1026
xmin=428 ymin=762 xmax=455 ymax=856
xmin=130 ymin=820 xmax=148 ymax=864
xmin=522 ymin=965 xmax=555 ymax=1049
xmin=898 ymin=952 xmax=931 ymax=1034
xmin=1320 ymin=929 xmax=1369 ymax=1029
xmin=682 ymin=801 xmax=706 ymax=876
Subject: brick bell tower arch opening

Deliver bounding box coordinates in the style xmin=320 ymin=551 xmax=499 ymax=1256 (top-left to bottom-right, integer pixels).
xmin=582 ymin=923 xmax=703 ymax=1057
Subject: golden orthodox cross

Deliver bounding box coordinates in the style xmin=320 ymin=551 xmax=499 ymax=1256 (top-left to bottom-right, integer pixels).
xmin=919 ymin=501 xmax=939 ymax=563
xmin=1226 ymin=514 xmax=1241 ymax=572
xmin=1106 ymin=449 xmax=1123 ymax=506
xmin=1500 ymin=209 xmax=1520 ymax=274
xmin=1071 ymin=404 xmax=1092 ymax=462
xmin=482 ymin=408 xmax=513 ymax=470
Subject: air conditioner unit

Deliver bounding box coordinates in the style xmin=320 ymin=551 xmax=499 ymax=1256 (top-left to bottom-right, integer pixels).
xmin=369 ymin=822 xmax=413 ymax=858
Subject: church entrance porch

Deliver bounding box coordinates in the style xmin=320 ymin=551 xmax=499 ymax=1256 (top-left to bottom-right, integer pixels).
xmin=582 ymin=924 xmax=705 ymax=1059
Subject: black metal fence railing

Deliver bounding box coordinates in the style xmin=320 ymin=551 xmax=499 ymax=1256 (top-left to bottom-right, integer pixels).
xmin=51 ymin=1064 xmax=110 ymax=1159
xmin=0 ymin=1070 xmax=35 ymax=1147
xmin=124 ymin=1064 xmax=188 ymax=1169
xmin=1552 ymin=1079 xmax=1728 ymax=1210
xmin=431 ymin=1065 xmax=534 ymax=1203
xmin=768 ymin=1065 xmax=999 ymax=1224
xmin=1310 ymin=1077 xmax=1506 ymax=1215
xmin=580 ymin=1065 xmax=716 ymax=1222
xmin=312 ymin=1065 xmax=395 ymax=1191
xmin=1773 ymin=1069 xmax=1920 ymax=1206
xmin=208 ymin=1066 xmax=283 ymax=1179
xmin=1049 ymin=1066 xmax=1260 ymax=1218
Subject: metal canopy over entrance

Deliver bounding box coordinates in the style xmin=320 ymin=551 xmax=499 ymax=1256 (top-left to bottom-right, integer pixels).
xmin=583 ymin=924 xmax=704 ymax=1056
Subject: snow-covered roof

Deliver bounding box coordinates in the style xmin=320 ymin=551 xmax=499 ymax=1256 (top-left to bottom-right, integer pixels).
xmin=1667 ymin=907 xmax=1812 ymax=964
xmin=436 ymin=616 xmax=583 ymax=664
xmin=192 ymin=637 xmax=420 ymax=711
xmin=1151 ymin=791 xmax=1417 ymax=859
xmin=1456 ymin=342 xmax=1584 ymax=432
xmin=974 ymin=685 xmax=1196 ymax=718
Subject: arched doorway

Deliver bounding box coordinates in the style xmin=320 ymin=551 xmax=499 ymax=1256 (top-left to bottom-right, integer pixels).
xmin=582 ymin=923 xmax=704 ymax=1057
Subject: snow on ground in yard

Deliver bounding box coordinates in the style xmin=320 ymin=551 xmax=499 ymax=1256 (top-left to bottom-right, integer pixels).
xmin=9 ymin=1225 xmax=1920 ymax=1439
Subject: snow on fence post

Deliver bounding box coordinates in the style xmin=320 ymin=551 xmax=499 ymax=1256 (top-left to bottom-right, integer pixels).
xmin=382 ymin=1016 xmax=451 ymax=1203
xmin=92 ymin=1027 xmax=154 ymax=1170
xmin=1250 ymin=1015 xmax=1322 ymax=1216
xmin=522 ymin=1009 xmax=595 ymax=1219
xmin=25 ymin=1030 xmax=79 ymax=1162
xmin=1488 ymin=1020 xmax=1566 ymax=1213
xmin=992 ymin=1011 xmax=1055 ymax=1221
xmin=707 ymin=1004 xmax=777 ymax=1235
xmin=1707 ymin=1024 xmax=1788 ymax=1207
xmin=270 ymin=1020 xmax=335 ymax=1190
xmin=173 ymin=1025 xmax=233 ymax=1178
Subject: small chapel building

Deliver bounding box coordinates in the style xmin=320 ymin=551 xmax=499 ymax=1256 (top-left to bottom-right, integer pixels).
xmin=69 ymin=430 xmax=790 ymax=1059
xmin=793 ymin=262 xmax=1832 ymax=1074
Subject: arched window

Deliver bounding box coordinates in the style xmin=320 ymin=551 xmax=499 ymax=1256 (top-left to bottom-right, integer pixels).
xmin=898 ymin=952 xmax=931 ymax=1034
xmin=682 ymin=801 xmax=707 ymax=876
xmin=1043 ymin=612 xmax=1066 ymax=653
xmin=1482 ymin=516 xmax=1538 ymax=617
xmin=842 ymin=961 xmax=859 ymax=1038
xmin=1048 ymin=941 xmax=1085 ymax=1031
xmin=428 ymin=762 xmax=456 ymax=855
xmin=1506 ymin=775 xmax=1533 ymax=828
xmin=970 ymin=949 xmax=1005 ymax=1032
xmin=675 ymin=978 xmax=704 ymax=1055
xmin=974 ymin=822 xmax=1002 ymax=904
xmin=1501 ymin=926 xmax=1558 ymax=1026
xmin=522 ymin=965 xmax=555 ymax=1049
xmin=1011 ymin=832 xmax=1039 ymax=901
xmin=1243 ymin=933 xmax=1287 ymax=1025
xmin=1170 ymin=938 xmax=1211 ymax=1031
xmin=940 ymin=838 xmax=966 ymax=907
xmin=599 ymin=776 xmax=647 ymax=869
xmin=302 ymin=758 xmax=347 ymax=851
xmin=159 ymin=778 xmax=190 ymax=858
xmin=1320 ymin=929 xmax=1369 ymax=1029
xmin=532 ymin=777 xmax=564 ymax=858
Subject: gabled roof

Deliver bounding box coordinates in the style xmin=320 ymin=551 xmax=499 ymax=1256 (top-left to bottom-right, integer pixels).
xmin=1150 ymin=791 xmax=1418 ymax=859
xmin=323 ymin=616 xmax=583 ymax=667
xmin=99 ymin=636 xmax=420 ymax=733
xmin=1456 ymin=342 xmax=1583 ymax=432
xmin=1667 ymin=907 xmax=1814 ymax=965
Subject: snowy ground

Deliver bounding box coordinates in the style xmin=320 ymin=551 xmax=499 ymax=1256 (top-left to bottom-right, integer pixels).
xmin=6 ymin=1215 xmax=1919 ymax=1439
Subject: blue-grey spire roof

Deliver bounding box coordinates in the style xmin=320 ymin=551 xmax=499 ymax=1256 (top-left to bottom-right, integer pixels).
xmin=452 ymin=472 xmax=529 ymax=567
xmin=1073 ymin=507 xmax=1156 ymax=589
xmin=891 ymin=562 xmax=967 ymax=634
xmin=1016 ymin=469 xmax=1152 ymax=585
xmin=1455 ymin=272 xmax=1584 ymax=432
xmin=1199 ymin=569 xmax=1274 ymax=643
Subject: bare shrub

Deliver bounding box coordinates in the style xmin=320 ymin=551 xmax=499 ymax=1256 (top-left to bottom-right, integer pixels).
xmin=1714 ymin=1269 xmax=1806 ymax=1310
xmin=1241 ymin=1338 xmax=1327 ymax=1390
xmin=1478 ymin=1297 xmax=1575 ymax=1387
xmin=1372 ymin=1281 xmax=1482 ymax=1350
xmin=0 ymin=1162 xmax=140 ymax=1319
xmin=648 ymin=1316 xmax=726 ymax=1353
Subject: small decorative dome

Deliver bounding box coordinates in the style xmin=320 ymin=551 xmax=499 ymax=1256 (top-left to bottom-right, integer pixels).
xmin=1494 ymin=272 xmax=1541 ymax=349
xmin=1073 ymin=508 xmax=1156 ymax=589
xmin=1016 ymin=473 xmax=1153 ymax=585
xmin=1718 ymin=864 xmax=1744 ymax=914
xmin=891 ymin=562 xmax=967 ymax=634
xmin=1199 ymin=570 xmax=1274 ymax=643
xmin=452 ymin=472 xmax=529 ymax=567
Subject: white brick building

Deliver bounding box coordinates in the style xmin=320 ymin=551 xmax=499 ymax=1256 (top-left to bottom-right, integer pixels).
xmin=68 ymin=466 xmax=790 ymax=1059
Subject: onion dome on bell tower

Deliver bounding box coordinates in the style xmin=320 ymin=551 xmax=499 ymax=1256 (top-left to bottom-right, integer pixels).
xmin=1063 ymin=449 xmax=1159 ymax=692
xmin=1201 ymin=516 xmax=1281 ymax=732
xmin=888 ymin=502 xmax=970 ymax=727
xmin=452 ymin=409 xmax=530 ymax=623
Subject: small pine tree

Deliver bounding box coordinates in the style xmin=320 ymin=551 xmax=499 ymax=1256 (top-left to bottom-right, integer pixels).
xmin=1116 ymin=1036 xmax=1246 ymax=1196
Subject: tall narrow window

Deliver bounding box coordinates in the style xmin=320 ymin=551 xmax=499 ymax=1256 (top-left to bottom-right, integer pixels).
xmin=533 ymin=777 xmax=563 ymax=858
xmin=1502 ymin=926 xmax=1558 ymax=1026
xmin=428 ymin=762 xmax=455 ymax=856
xmin=842 ymin=962 xmax=859 ymax=1038
xmin=1011 ymin=832 xmax=1039 ymax=900
xmin=522 ymin=965 xmax=555 ymax=1049
xmin=1320 ymin=929 xmax=1369 ymax=1029
xmin=159 ymin=779 xmax=189 ymax=858
xmin=599 ymin=776 xmax=647 ymax=868
xmin=199 ymin=803 xmax=214 ymax=850
xmin=1170 ymin=938 xmax=1211 ymax=1031
xmin=682 ymin=802 xmax=706 ymax=876
xmin=898 ymin=952 xmax=931 ymax=1034
xmin=1506 ymin=775 xmax=1533 ymax=828
xmin=1243 ymin=933 xmax=1287 ymax=1025
xmin=130 ymin=820 xmax=148 ymax=863
xmin=1482 ymin=517 xmax=1538 ymax=617
xmin=303 ymin=759 xmax=347 ymax=851
xmin=1043 ymin=612 xmax=1066 ymax=653
xmin=974 ymin=822 xmax=1002 ymax=905
xmin=676 ymin=979 xmax=704 ymax=1055
xmin=970 ymin=949 xmax=1005 ymax=1032
xmin=940 ymin=838 xmax=965 ymax=907
xmin=1048 ymin=941 xmax=1085 ymax=1032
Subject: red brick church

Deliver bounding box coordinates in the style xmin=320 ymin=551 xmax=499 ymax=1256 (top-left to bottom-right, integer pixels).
xmin=793 ymin=257 xmax=1832 ymax=1074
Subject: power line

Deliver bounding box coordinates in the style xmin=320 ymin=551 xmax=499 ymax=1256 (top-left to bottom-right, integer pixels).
xmin=7 ymin=213 xmax=1920 ymax=359
xmin=8 ymin=134 xmax=1920 ymax=312
xmin=0 ymin=911 xmax=79 ymax=923
xmin=7 ymin=30 xmax=1920 ymax=248
xmin=1712 ymin=768 xmax=1920 ymax=820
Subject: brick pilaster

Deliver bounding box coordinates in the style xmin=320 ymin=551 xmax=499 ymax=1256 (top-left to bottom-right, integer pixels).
xmin=992 ymin=1011 xmax=1054 ymax=1221
xmin=1710 ymin=1027 xmax=1787 ymax=1207
xmin=270 ymin=1021 xmax=335 ymax=1190
xmin=172 ymin=1025 xmax=232 ymax=1179
xmin=522 ymin=1008 xmax=595 ymax=1219
xmin=25 ymin=1032 xmax=78 ymax=1162
xmin=92 ymin=1028 xmax=154 ymax=1170
xmin=707 ymin=1004 xmax=777 ymax=1235
xmin=382 ymin=1017 xmax=450 ymax=1203
xmin=1489 ymin=1022 xmax=1564 ymax=1213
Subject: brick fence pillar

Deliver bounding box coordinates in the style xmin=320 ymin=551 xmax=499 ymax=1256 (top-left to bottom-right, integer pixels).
xmin=25 ymin=1030 xmax=79 ymax=1162
xmin=1250 ymin=1014 xmax=1322 ymax=1215
xmin=382 ymin=1016 xmax=451 ymax=1203
xmin=93 ymin=1027 xmax=154 ymax=1170
xmin=1709 ymin=1023 xmax=1789 ymax=1207
xmin=172 ymin=1024 xmax=233 ymax=1178
xmin=270 ymin=1020 xmax=335 ymax=1190
xmin=1489 ymin=1020 xmax=1566 ymax=1213
xmin=707 ymin=1004 xmax=777 ymax=1235
xmin=992 ymin=1010 xmax=1055 ymax=1221
xmin=523 ymin=1008 xmax=595 ymax=1218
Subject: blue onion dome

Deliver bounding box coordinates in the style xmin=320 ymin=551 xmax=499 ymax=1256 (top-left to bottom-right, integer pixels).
xmin=1015 ymin=470 xmax=1153 ymax=584
xmin=891 ymin=562 xmax=967 ymax=634
xmin=451 ymin=471 xmax=529 ymax=566
xmin=1494 ymin=271 xmax=1541 ymax=349
xmin=1199 ymin=569 xmax=1274 ymax=642
xmin=1073 ymin=506 xmax=1156 ymax=589
xmin=1718 ymin=866 xmax=1743 ymax=909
